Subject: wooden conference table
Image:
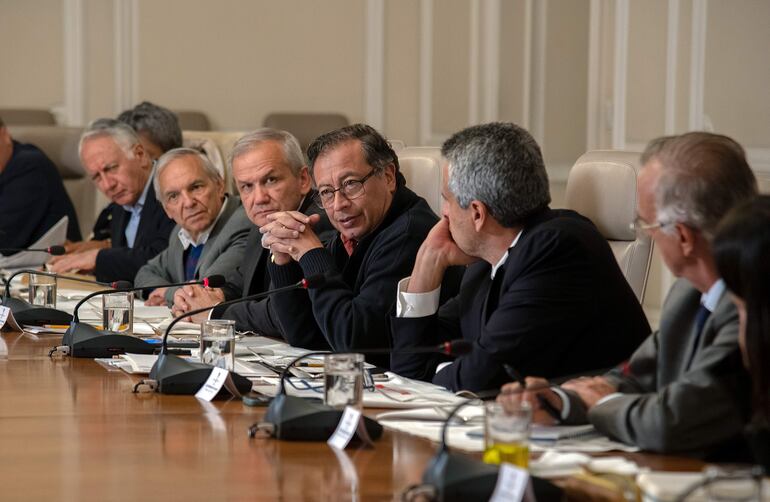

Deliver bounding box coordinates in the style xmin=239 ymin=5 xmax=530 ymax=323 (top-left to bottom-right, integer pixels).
xmin=0 ymin=284 xmax=704 ymax=500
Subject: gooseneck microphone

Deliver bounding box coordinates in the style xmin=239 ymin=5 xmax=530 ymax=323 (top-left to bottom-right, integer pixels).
xmin=60 ymin=275 xmax=226 ymax=358
xmin=248 ymin=339 xmax=472 ymax=442
xmin=0 ymin=245 xmax=66 ymax=256
xmin=2 ymin=268 xmax=119 ymax=326
xmin=143 ymin=274 xmax=327 ymax=395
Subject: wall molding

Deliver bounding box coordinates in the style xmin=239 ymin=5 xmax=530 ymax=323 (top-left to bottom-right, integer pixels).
xmin=530 ymin=0 xmax=547 ymax=146
xmin=480 ymin=0 xmax=501 ymax=123
xmin=611 ymin=0 xmax=629 ymax=149
xmin=114 ymin=0 xmax=139 ymax=115
xmin=586 ymin=0 xmax=602 ymax=150
xmin=664 ymin=0 xmax=680 ymax=134
xmin=62 ymin=0 xmax=86 ymax=126
xmin=688 ymin=0 xmax=707 ymax=130
xmin=521 ymin=0 xmax=533 ymax=130
xmin=364 ymin=0 xmax=385 ymax=131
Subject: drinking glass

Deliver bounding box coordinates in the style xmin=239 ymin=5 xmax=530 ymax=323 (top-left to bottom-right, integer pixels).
xmin=29 ymin=274 xmax=57 ymax=308
xmin=323 ymin=353 xmax=364 ymax=410
xmin=200 ymin=319 xmax=236 ymax=371
xmin=102 ymin=292 xmax=134 ymax=334
xmin=483 ymin=401 xmax=532 ymax=468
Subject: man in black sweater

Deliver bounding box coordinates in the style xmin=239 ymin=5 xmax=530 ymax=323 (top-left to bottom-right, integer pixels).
xmin=261 ymin=124 xmax=457 ymax=365
xmin=0 ymin=116 xmax=81 ymax=251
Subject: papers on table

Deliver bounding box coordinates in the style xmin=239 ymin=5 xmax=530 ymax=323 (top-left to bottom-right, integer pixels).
xmin=0 ymin=216 xmax=68 ymax=268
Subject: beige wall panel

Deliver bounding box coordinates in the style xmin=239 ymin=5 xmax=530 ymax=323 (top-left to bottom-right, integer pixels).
xmin=543 ymin=0 xmax=590 ymax=165
xmin=626 ymin=0 xmax=667 ymax=143
xmin=0 ymin=0 xmax=64 ymax=109
xmin=674 ymin=0 xmax=692 ymax=133
xmin=704 ymin=0 xmax=770 ymax=148
xmin=134 ymin=0 xmax=365 ymax=131
xmin=498 ymin=0 xmax=528 ymax=125
xmin=384 ymin=0 xmax=421 ymax=146
xmin=432 ymin=0 xmax=471 ymax=135
xmin=85 ymin=0 xmax=115 ymax=120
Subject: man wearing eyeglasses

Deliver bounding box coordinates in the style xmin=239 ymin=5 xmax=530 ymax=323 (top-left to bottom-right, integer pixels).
xmin=503 ymin=132 xmax=757 ymax=459
xmin=260 ymin=124 xmax=459 ymax=366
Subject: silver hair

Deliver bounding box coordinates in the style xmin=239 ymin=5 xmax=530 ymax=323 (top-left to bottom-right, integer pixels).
xmin=228 ymin=128 xmax=305 ymax=176
xmin=117 ymin=101 xmax=182 ymax=153
xmin=641 ymin=131 xmax=758 ymax=241
xmin=153 ymin=147 xmax=223 ymax=202
xmin=441 ymin=122 xmax=550 ymax=227
xmin=79 ymin=118 xmax=141 ymax=159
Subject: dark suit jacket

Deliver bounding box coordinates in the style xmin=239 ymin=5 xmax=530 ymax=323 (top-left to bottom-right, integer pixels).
xmin=564 ymin=278 xmax=752 ymax=458
xmin=93 ymin=186 xmax=175 ymax=283
xmin=216 ymin=193 xmax=334 ymax=336
xmin=390 ymin=208 xmax=650 ymax=392
xmin=0 ymin=140 xmax=81 ymax=250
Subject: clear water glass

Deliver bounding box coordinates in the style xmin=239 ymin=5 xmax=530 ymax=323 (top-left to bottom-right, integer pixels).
xmin=101 ymin=292 xmax=134 ymax=334
xmin=324 ymin=353 xmax=364 ymax=410
xmin=200 ymin=319 xmax=236 ymax=371
xmin=29 ymin=274 xmax=57 ymax=308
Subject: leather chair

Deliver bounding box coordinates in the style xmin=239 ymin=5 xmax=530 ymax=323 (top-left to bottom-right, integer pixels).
xmin=0 ymin=108 xmax=57 ymax=126
xmin=7 ymin=125 xmax=96 ymax=238
xmin=397 ymin=146 xmax=442 ymax=216
xmin=262 ymin=113 xmax=349 ymax=153
xmin=564 ymin=150 xmax=653 ymax=303
xmin=173 ymin=110 xmax=211 ymax=131
xmin=182 ymin=130 xmax=248 ymax=192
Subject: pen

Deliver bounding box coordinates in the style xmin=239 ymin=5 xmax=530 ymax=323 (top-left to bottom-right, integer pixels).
xmin=43 ymin=324 xmax=70 ymax=330
xmin=502 ymin=364 xmax=562 ymax=424
xmin=296 ymin=362 xmax=324 ymax=368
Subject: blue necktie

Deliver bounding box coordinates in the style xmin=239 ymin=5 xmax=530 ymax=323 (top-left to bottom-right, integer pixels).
xmin=184 ymin=245 xmax=204 ymax=281
xmin=686 ymin=304 xmax=710 ymax=369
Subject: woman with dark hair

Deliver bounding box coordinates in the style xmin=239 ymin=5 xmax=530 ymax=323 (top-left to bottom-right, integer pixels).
xmin=713 ymin=194 xmax=770 ymax=470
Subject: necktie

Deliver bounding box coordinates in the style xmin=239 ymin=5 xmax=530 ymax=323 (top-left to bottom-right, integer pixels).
xmin=685 ymin=303 xmax=711 ymax=369
xmin=341 ymin=235 xmax=358 ymax=256
xmin=184 ymin=244 xmax=204 ymax=281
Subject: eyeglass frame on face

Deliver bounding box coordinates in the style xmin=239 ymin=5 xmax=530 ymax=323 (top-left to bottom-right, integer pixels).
xmin=630 ymin=215 xmax=674 ymax=236
xmin=313 ymin=168 xmax=381 ymax=208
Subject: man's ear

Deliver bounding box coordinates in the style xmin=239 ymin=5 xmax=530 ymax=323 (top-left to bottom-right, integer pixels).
xmin=469 ymin=200 xmax=487 ymax=232
xmin=298 ymin=166 xmax=312 ymax=195
xmin=383 ymin=163 xmax=397 ymax=193
xmin=676 ymin=223 xmax=698 ymax=257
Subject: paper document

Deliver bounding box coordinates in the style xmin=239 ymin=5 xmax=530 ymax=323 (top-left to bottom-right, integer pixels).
xmin=0 ymin=216 xmax=68 ymax=268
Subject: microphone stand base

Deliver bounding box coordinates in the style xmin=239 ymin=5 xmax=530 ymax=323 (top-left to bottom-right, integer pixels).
xmin=64 ymin=322 xmax=156 ymax=358
xmin=149 ymin=352 xmax=252 ymax=395
xmin=2 ymin=297 xmax=72 ymax=326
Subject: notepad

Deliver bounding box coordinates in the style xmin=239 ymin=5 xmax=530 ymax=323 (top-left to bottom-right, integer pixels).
xmin=530 ymin=424 xmax=598 ymax=441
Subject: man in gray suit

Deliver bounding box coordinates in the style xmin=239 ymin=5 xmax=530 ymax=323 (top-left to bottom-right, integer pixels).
xmin=501 ymin=132 xmax=758 ymax=459
xmin=135 ymin=148 xmax=250 ymax=306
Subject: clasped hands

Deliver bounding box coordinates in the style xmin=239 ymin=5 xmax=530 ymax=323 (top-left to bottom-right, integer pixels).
xmin=259 ymin=211 xmax=323 ymax=265
xmin=497 ymin=376 xmax=617 ymax=424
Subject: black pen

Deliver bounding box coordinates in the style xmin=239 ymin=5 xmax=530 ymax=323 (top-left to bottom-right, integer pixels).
xmin=502 ymin=364 xmax=562 ymax=424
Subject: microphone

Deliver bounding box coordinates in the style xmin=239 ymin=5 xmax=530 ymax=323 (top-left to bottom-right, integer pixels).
xmin=2 ymin=269 xmax=119 ymax=326
xmin=142 ymin=274 xmax=327 ymax=395
xmin=61 ymin=275 xmax=226 ymax=358
xmin=248 ymin=340 xmax=470 ymax=442
xmin=0 ymin=245 xmax=66 ymax=256
xmin=414 ymin=400 xmax=562 ymax=501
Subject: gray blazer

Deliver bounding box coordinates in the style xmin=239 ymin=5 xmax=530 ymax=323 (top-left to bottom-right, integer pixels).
xmin=563 ymin=278 xmax=751 ymax=457
xmin=134 ymin=196 xmax=251 ymax=305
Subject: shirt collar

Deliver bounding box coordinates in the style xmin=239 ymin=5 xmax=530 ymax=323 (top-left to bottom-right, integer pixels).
xmin=121 ymin=161 xmax=155 ymax=213
xmin=177 ymin=195 xmax=229 ymax=250
xmin=701 ymin=279 xmax=726 ymax=313
xmin=490 ymin=231 xmax=523 ymax=279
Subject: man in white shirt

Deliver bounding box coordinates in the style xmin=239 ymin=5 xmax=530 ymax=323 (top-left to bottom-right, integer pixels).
xmin=134 ymin=148 xmax=250 ymax=306
xmin=503 ymin=131 xmax=758 ymax=459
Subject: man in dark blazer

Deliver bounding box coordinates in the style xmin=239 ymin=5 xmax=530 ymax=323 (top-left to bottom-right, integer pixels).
xmin=503 ymin=132 xmax=757 ymax=459
xmin=0 ymin=116 xmax=81 ymax=251
xmin=48 ymin=120 xmax=175 ymax=282
xmin=390 ymin=122 xmax=650 ymax=392
xmin=171 ymin=129 xmax=333 ymax=336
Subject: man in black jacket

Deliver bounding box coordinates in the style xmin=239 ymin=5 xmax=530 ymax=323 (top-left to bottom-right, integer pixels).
xmin=48 ymin=120 xmax=175 ymax=282
xmin=170 ymin=128 xmax=333 ymax=335
xmin=261 ymin=124 xmax=457 ymax=365
xmin=0 ymin=116 xmax=81 ymax=251
xmin=390 ymin=122 xmax=650 ymax=392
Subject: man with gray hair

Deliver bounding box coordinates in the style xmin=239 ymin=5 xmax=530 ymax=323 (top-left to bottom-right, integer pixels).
xmin=503 ymin=131 xmax=757 ymax=459
xmin=134 ymin=148 xmax=251 ymax=306
xmin=391 ymin=122 xmax=649 ymax=392
xmin=49 ymin=119 xmax=175 ymax=282
xmin=171 ymin=128 xmax=332 ymax=335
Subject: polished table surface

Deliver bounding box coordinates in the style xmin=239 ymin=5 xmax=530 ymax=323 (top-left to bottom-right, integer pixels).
xmin=0 ymin=329 xmax=704 ymax=501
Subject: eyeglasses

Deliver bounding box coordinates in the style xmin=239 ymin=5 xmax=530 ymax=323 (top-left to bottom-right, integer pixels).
xmin=630 ymin=216 xmax=673 ymax=236
xmin=314 ymin=169 xmax=379 ymax=208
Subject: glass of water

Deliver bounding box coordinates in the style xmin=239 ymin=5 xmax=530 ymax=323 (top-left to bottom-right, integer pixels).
xmin=29 ymin=274 xmax=57 ymax=308
xmin=102 ymin=292 xmax=134 ymax=334
xmin=323 ymin=353 xmax=364 ymax=410
xmin=200 ymin=319 xmax=236 ymax=371
xmin=483 ymin=401 xmax=532 ymax=468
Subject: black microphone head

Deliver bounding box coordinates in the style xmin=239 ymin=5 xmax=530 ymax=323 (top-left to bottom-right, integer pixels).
xmin=448 ymin=339 xmax=472 ymax=356
xmin=301 ymin=274 xmax=326 ymax=289
xmin=112 ymin=280 xmax=133 ymax=289
xmin=47 ymin=245 xmax=66 ymax=256
xmin=202 ymin=275 xmax=226 ymax=288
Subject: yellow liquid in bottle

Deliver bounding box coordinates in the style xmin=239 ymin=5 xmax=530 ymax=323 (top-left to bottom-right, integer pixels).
xmin=482 ymin=442 xmax=529 ymax=468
